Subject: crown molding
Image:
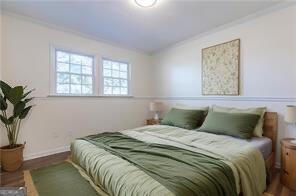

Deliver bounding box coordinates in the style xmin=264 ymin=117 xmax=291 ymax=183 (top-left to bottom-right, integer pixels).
xmin=154 ymin=1 xmax=296 ymax=54
xmin=2 ymin=2 xmax=294 ymax=56
xmin=1 ymin=10 xmax=150 ymax=56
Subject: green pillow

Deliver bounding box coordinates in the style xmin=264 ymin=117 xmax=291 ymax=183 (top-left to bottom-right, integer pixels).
xmin=197 ymin=112 xmax=261 ymax=139
xmin=212 ymin=105 xmax=266 ymax=137
xmin=161 ymin=108 xmax=205 ymax=130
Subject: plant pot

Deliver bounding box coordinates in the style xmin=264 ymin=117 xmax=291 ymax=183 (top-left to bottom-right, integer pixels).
xmin=0 ymin=144 xmax=24 ymax=172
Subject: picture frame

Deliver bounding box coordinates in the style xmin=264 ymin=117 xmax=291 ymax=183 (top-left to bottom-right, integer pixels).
xmin=202 ymin=39 xmax=240 ymax=95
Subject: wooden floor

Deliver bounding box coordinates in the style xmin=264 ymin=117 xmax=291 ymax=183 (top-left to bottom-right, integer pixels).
xmin=1 ymin=151 xmax=295 ymax=196
xmin=0 ymin=151 xmax=70 ymax=187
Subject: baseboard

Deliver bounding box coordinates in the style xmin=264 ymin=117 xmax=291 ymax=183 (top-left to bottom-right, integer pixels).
xmin=24 ymin=146 xmax=70 ymax=161
xmin=275 ymin=162 xmax=281 ymax=169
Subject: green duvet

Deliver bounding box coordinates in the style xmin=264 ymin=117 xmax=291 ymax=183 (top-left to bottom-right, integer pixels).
xmin=71 ymin=125 xmax=266 ymax=196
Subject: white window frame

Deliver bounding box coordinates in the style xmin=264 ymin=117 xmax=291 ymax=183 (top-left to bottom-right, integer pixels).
xmin=50 ymin=46 xmax=98 ymax=96
xmin=100 ymin=57 xmax=132 ymax=97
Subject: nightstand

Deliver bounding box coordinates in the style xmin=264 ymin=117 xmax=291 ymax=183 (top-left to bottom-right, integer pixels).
xmin=146 ymin=119 xmax=161 ymax=125
xmin=281 ymin=138 xmax=296 ymax=191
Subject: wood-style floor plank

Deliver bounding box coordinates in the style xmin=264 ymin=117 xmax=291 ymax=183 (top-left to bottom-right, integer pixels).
xmin=0 ymin=151 xmax=70 ymax=187
xmin=1 ymin=151 xmax=296 ymax=196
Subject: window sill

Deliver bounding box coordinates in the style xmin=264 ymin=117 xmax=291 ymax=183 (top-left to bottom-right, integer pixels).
xmin=47 ymin=95 xmax=134 ymax=98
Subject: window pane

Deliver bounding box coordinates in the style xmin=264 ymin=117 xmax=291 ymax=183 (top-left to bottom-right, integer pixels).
xmin=57 ymin=73 xmax=70 ymax=83
xmin=82 ymin=85 xmax=92 ymax=94
xmin=70 ymin=54 xmax=83 ymax=64
xmin=112 ymin=70 xmax=120 ymax=77
xmin=104 ymin=78 xmax=112 ymax=86
xmin=57 ymin=84 xmax=69 ymax=94
xmin=112 ymin=62 xmax=120 ymax=70
xmin=82 ymin=66 xmax=92 ymax=75
xmin=121 ymin=79 xmax=128 ymax=87
xmin=104 ymin=87 xmax=112 ymax=95
xmin=103 ymin=60 xmax=111 ymax=69
xmin=55 ymin=49 xmax=94 ymax=96
xmin=120 ymin=63 xmax=128 ymax=71
xmin=102 ymin=59 xmax=129 ymax=96
xmin=82 ymin=76 xmax=92 ymax=85
xmin=71 ymin=75 xmax=81 ymax=84
xmin=113 ymin=79 xmax=120 ymax=86
xmin=56 ymin=51 xmax=69 ymax=63
xmin=120 ymin=87 xmax=128 ymax=95
xmin=113 ymin=87 xmax=120 ymax=95
xmin=103 ymin=69 xmax=111 ymax=77
xmin=120 ymin=71 xmax=127 ymax=79
xmin=57 ymin=62 xmax=69 ymax=72
xmin=81 ymin=56 xmax=93 ymax=66
xmin=71 ymin=84 xmax=81 ymax=94
xmin=70 ymin=64 xmax=81 ymax=74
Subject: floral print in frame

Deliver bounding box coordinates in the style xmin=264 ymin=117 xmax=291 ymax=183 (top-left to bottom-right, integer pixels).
xmin=202 ymin=39 xmax=240 ymax=95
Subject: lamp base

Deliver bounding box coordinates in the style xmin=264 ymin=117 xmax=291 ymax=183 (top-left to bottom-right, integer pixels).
xmin=154 ymin=113 xmax=159 ymax=120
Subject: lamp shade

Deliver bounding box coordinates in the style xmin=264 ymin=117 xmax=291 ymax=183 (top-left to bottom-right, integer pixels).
xmin=149 ymin=102 xmax=163 ymax=112
xmin=285 ymin=105 xmax=296 ymax=123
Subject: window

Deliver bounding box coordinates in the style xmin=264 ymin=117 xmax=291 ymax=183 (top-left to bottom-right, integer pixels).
xmin=102 ymin=58 xmax=130 ymax=96
xmin=54 ymin=49 xmax=94 ymax=95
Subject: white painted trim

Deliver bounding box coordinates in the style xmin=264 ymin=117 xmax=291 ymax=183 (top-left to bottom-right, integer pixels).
xmin=30 ymin=96 xmax=296 ymax=102
xmin=1 ymin=11 xmax=147 ymax=55
xmin=49 ymin=45 xmax=56 ymax=95
xmin=100 ymin=57 xmax=132 ymax=96
xmin=275 ymin=162 xmax=281 ymax=169
xmin=49 ymin=45 xmax=98 ymax=96
xmin=154 ymin=2 xmax=295 ymax=54
xmin=151 ymin=96 xmax=296 ymax=102
xmin=24 ymin=145 xmax=70 ymax=161
xmin=36 ymin=95 xmax=145 ymax=100
xmin=2 ymin=2 xmax=294 ymax=55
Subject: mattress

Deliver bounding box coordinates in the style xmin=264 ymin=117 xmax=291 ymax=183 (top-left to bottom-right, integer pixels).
xmin=71 ymin=125 xmax=267 ymax=196
xmin=247 ymin=137 xmax=272 ymax=160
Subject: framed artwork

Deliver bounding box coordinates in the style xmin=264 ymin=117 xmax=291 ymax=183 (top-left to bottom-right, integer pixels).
xmin=202 ymin=39 xmax=240 ymax=95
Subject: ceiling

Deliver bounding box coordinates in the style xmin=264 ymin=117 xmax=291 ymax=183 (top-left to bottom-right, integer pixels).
xmin=1 ymin=1 xmax=282 ymax=53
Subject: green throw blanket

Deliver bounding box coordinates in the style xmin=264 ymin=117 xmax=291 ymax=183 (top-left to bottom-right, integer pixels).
xmin=81 ymin=132 xmax=237 ymax=196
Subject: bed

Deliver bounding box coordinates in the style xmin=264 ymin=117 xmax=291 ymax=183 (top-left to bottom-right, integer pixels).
xmin=70 ymin=112 xmax=277 ymax=196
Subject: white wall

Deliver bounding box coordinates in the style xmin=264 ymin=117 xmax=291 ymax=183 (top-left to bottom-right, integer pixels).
xmin=0 ymin=13 xmax=3 ymax=151
xmin=1 ymin=14 xmax=153 ymax=159
xmin=152 ymin=5 xmax=296 ymax=166
xmin=1 ymin=5 xmax=296 ymax=166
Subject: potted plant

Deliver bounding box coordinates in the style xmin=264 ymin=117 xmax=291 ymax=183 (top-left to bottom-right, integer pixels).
xmin=0 ymin=80 xmax=34 ymax=171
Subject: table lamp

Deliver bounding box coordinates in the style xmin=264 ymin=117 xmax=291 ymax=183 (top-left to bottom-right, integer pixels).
xmin=149 ymin=102 xmax=163 ymax=120
xmin=285 ymin=105 xmax=296 ymax=144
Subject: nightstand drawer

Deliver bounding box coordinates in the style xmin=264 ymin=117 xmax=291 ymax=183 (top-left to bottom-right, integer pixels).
xmin=281 ymin=139 xmax=296 ymax=191
xmin=282 ymin=148 xmax=296 ymax=173
xmin=281 ymin=171 xmax=296 ymax=191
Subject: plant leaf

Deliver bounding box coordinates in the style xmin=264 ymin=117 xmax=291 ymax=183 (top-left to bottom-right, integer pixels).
xmin=14 ymin=101 xmax=26 ymax=117
xmin=0 ymin=81 xmax=12 ymax=98
xmin=24 ymin=97 xmax=34 ymax=104
xmin=0 ymin=115 xmax=10 ymax=125
xmin=22 ymin=89 xmax=35 ymax=99
xmin=19 ymin=106 xmax=33 ymax=119
xmin=0 ymin=94 xmax=8 ymax=110
xmin=7 ymin=116 xmax=14 ymax=124
xmin=7 ymin=86 xmax=24 ymax=105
